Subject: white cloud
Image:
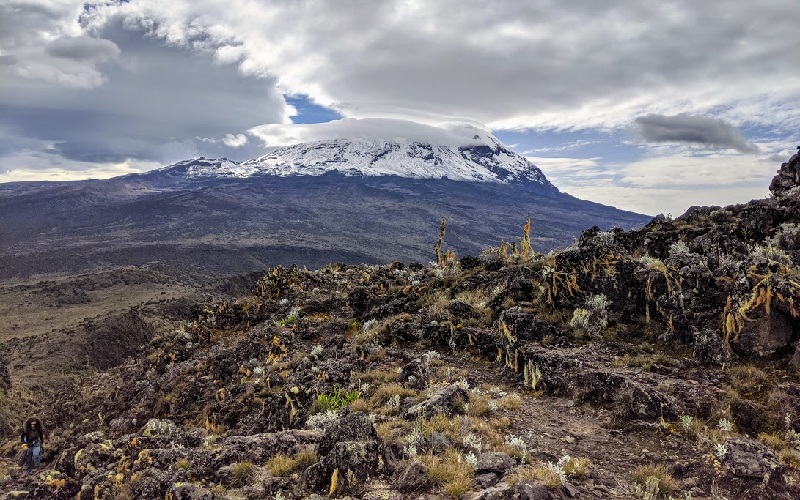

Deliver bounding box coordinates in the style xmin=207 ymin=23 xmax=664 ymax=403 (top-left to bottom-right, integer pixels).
xmin=531 ymin=152 xmax=780 ymax=216
xmin=73 ymin=0 xmax=800 ymax=131
xmin=222 ymin=133 xmax=247 ymax=148
xmin=248 ymin=118 xmax=494 ymax=147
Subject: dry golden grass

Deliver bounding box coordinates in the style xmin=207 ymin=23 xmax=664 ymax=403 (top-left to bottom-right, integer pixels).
xmin=758 ymin=432 xmax=789 ymax=450
xmin=421 ymin=290 xmax=453 ymax=319
xmin=562 ymin=456 xmax=591 ymax=476
xmin=468 ymin=393 xmax=491 ymax=417
xmin=375 ymin=420 xmax=411 ymax=442
xmin=266 ymin=448 xmax=318 ymax=477
xmin=418 ymin=448 xmax=474 ymax=498
xmin=422 ymin=413 xmax=461 ymax=443
xmin=357 ymin=367 xmax=397 ymax=384
xmin=228 ymin=461 xmax=256 ymax=487
xmin=369 ymin=383 xmax=417 ymax=407
xmin=631 ymin=464 xmax=678 ymax=497
xmin=496 ymin=393 xmax=523 ymax=410
xmin=266 ymin=454 xmax=296 ymax=477
xmin=506 ymin=463 xmax=562 ymax=488
xmin=293 ymin=448 xmax=318 ymax=470
xmin=780 ymin=449 xmax=800 ymax=470
xmin=348 ymin=397 xmax=371 ymax=413
xmin=727 ymin=364 xmax=771 ymax=398
xmin=612 ymin=353 xmax=671 ymax=369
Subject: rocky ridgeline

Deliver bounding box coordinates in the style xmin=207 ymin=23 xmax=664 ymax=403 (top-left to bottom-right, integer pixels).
xmin=1 ymin=150 xmax=800 ymax=498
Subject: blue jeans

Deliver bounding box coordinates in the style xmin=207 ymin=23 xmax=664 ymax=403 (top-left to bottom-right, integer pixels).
xmin=22 ymin=445 xmax=40 ymax=473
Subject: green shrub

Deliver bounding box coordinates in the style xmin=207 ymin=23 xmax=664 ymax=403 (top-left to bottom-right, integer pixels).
xmin=315 ymin=387 xmax=363 ymax=412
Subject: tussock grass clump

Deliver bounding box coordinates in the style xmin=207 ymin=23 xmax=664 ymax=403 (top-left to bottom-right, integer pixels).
xmin=228 ymin=461 xmax=256 ymax=487
xmin=561 ymin=456 xmax=591 ymax=476
xmin=631 ymin=463 xmax=678 ymax=498
xmin=496 ymin=392 xmax=523 ymax=410
xmin=375 ymin=420 xmax=412 ymax=442
xmin=727 ymin=364 xmax=771 ymax=398
xmin=266 ymin=449 xmax=318 ymax=477
xmin=294 ymin=448 xmax=319 ymax=470
xmin=613 ymin=353 xmax=671 ymax=369
xmin=779 ymin=449 xmax=800 ymax=470
xmin=467 ymin=393 xmax=491 ymax=417
xmin=418 ymin=448 xmax=474 ymax=498
xmin=506 ymin=463 xmax=563 ymax=488
xmin=357 ymin=367 xmax=396 ymax=384
xmin=369 ymin=383 xmax=417 ymax=407
xmin=266 ymin=454 xmax=296 ymax=477
xmin=758 ymin=432 xmax=789 ymax=451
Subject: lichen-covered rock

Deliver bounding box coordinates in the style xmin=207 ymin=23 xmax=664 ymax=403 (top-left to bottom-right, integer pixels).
xmin=476 ymin=452 xmax=516 ymax=475
xmin=692 ymin=328 xmax=726 ymax=366
xmin=770 ymin=147 xmax=800 ymax=198
xmin=396 ymin=461 xmax=429 ymax=492
xmin=303 ymin=411 xmax=382 ymax=496
xmin=168 ymin=483 xmax=214 ymax=500
xmin=404 ymin=383 xmax=469 ymax=420
xmin=722 ymin=437 xmax=783 ymax=480
xmin=400 ymin=358 xmax=430 ymax=389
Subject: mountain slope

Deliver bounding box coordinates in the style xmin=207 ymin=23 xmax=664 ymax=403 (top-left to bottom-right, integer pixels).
xmin=0 ymin=137 xmax=648 ymax=279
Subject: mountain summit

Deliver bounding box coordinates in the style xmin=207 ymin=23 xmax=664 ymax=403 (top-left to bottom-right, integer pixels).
xmin=163 ymin=133 xmax=553 ymax=187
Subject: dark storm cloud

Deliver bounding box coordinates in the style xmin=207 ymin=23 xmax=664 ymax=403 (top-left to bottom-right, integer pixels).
xmin=45 ymin=35 xmax=120 ymax=61
xmin=634 ymin=114 xmax=758 ymax=153
xmin=0 ymin=18 xmax=289 ymax=165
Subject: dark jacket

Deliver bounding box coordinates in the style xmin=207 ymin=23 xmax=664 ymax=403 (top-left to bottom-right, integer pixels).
xmin=21 ymin=428 xmax=44 ymax=447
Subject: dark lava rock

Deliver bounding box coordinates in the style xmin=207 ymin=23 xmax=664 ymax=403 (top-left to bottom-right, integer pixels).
xmin=474 ymin=472 xmax=500 ymax=488
xmin=770 ymin=147 xmax=800 ymax=198
xmin=692 ymin=327 xmax=727 ymax=366
xmin=304 ymin=411 xmax=382 ymax=496
xmin=396 ymin=461 xmax=429 ymax=492
xmin=500 ymin=308 xmax=559 ymax=343
xmin=733 ymin=311 xmax=794 ymax=357
xmin=400 ymin=357 xmax=430 ymax=389
xmin=722 ymin=437 xmax=783 ymax=480
xmin=476 ymin=451 xmax=517 ymax=475
xmin=465 ymin=481 xmax=554 ymax=500
xmin=169 ymin=482 xmax=214 ymax=499
xmin=404 ymin=383 xmax=469 ymax=420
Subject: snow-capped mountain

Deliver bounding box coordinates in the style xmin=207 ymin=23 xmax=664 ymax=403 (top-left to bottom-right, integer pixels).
xmin=164 ymin=136 xmax=553 ymax=187
xmin=2 ymin=131 xmax=650 ymax=280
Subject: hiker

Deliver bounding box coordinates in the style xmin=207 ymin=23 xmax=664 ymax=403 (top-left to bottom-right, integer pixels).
xmin=19 ymin=417 xmax=44 ymax=475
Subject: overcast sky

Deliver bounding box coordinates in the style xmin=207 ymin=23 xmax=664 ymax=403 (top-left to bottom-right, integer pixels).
xmin=1 ymin=0 xmax=798 ymax=215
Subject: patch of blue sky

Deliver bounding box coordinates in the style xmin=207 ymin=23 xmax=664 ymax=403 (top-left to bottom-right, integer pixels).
xmin=493 ymin=128 xmax=643 ymax=163
xmin=286 ymin=95 xmax=342 ymax=124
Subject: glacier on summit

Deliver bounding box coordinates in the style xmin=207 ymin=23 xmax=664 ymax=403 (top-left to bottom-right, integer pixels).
xmin=169 ymin=138 xmax=552 ymax=186
xmin=167 ymin=120 xmax=553 ymax=187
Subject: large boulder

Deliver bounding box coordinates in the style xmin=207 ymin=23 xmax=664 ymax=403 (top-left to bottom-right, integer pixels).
xmin=303 ymin=411 xmax=382 ymax=496
xmin=404 ymin=383 xmax=469 ymax=420
xmin=733 ymin=311 xmax=794 ymax=357
xmin=770 ymin=147 xmax=800 ymax=198
xmin=722 ymin=437 xmax=783 ymax=480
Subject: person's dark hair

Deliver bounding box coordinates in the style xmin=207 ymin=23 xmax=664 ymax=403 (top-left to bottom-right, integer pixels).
xmin=23 ymin=418 xmax=44 ymax=439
